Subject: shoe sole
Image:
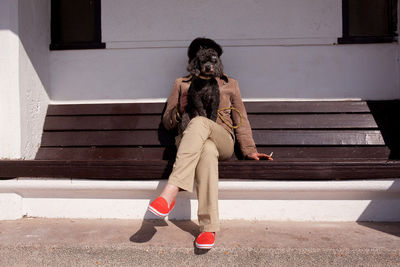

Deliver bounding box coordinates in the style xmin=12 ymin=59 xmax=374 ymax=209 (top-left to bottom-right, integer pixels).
xmin=195 ymin=242 xmax=214 ymax=249
xmin=148 ymin=206 xmax=168 ymax=218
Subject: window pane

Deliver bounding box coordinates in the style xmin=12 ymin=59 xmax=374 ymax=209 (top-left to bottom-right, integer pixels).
xmin=348 ymin=0 xmax=390 ymax=36
xmin=54 ymin=0 xmax=97 ymax=43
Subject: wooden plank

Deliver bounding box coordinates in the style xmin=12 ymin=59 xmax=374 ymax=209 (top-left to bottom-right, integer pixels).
xmin=248 ymin=114 xmax=378 ymax=129
xmin=40 ymin=129 xmax=384 ymax=147
xmin=43 ymin=113 xmax=378 ymax=131
xmin=1 ymin=160 xmax=400 ymax=180
xmin=0 ymin=160 xmax=171 ymax=179
xmin=40 ymin=129 xmax=385 ymax=147
xmin=35 ymin=146 xmax=390 ymax=161
xmin=46 ymin=101 xmax=373 ymax=116
xmin=46 ymin=103 xmax=166 ymax=115
xmin=253 ymin=146 xmax=390 ymax=161
xmin=44 ymin=115 xmax=163 ymax=130
xmin=244 ymin=101 xmax=371 ymax=113
xmin=40 ymin=130 xmax=175 ymax=147
xmin=35 ymin=147 xmax=177 ymax=160
xmin=252 ymin=130 xmax=385 ymax=145
xmin=218 ymin=161 xmax=400 ymax=179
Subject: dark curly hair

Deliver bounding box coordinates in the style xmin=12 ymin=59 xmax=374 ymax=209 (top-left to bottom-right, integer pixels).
xmin=187 ymin=37 xmax=223 ymax=63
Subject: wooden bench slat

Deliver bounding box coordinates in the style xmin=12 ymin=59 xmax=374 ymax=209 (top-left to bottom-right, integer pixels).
xmin=35 ymin=147 xmax=177 ymax=160
xmin=253 ymin=130 xmax=385 ymax=146
xmin=46 ymin=103 xmax=166 ymax=115
xmin=40 ymin=130 xmax=385 ymax=147
xmin=0 ymin=160 xmax=171 ymax=179
xmin=244 ymin=101 xmax=371 ymax=113
xmin=248 ymin=114 xmax=378 ymax=129
xmin=41 ymin=130 xmax=172 ymax=147
xmin=44 ymin=115 xmax=163 ymax=130
xmin=1 ymin=160 xmax=399 ymax=180
xmin=43 ymin=114 xmax=378 ymax=131
xmin=46 ymin=101 xmax=371 ymax=116
xmin=219 ymin=160 xmax=400 ymax=179
xmin=255 ymin=146 xmax=390 ymax=161
xmin=35 ymin=146 xmax=390 ymax=161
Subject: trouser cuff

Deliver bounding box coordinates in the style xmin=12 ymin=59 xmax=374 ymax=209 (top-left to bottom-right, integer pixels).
xmin=200 ymin=223 xmax=220 ymax=233
xmin=167 ymin=180 xmax=193 ymax=193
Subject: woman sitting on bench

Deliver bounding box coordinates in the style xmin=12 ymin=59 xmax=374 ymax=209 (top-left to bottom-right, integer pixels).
xmin=148 ymin=37 xmax=272 ymax=249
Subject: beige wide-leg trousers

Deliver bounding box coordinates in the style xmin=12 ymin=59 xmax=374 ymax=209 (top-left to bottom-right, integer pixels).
xmin=168 ymin=116 xmax=234 ymax=232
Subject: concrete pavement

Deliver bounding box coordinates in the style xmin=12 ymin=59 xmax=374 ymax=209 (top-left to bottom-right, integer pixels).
xmin=0 ymin=218 xmax=399 ymax=266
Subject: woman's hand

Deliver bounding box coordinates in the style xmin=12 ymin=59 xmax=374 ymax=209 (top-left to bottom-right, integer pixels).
xmin=246 ymin=152 xmax=273 ymax=161
xmin=178 ymin=91 xmax=188 ymax=114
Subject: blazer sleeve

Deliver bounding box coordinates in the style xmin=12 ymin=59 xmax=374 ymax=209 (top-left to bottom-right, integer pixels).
xmin=231 ymin=79 xmax=257 ymax=156
xmin=162 ymin=79 xmax=181 ymax=131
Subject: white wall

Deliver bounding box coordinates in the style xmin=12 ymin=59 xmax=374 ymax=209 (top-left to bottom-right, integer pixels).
xmin=0 ymin=0 xmax=50 ymax=159
xmin=50 ymin=44 xmax=399 ymax=101
xmin=102 ymin=0 xmax=341 ymax=42
xmin=0 ymin=0 xmax=22 ymax=159
xmin=48 ymin=0 xmax=400 ymax=101
xmin=18 ymin=0 xmax=50 ymax=159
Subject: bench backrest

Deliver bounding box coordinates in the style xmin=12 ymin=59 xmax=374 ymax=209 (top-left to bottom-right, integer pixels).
xmin=35 ymin=101 xmax=399 ymax=161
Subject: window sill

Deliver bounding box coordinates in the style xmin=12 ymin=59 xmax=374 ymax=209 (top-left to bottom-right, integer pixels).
xmin=50 ymin=42 xmax=106 ymax=51
xmin=338 ymin=36 xmax=397 ymax=44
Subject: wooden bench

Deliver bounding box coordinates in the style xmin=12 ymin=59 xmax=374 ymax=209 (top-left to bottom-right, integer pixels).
xmin=1 ymin=101 xmax=400 ymax=180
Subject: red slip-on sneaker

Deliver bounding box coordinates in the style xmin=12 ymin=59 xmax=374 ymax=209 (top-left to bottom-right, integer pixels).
xmin=195 ymin=232 xmax=215 ymax=249
xmin=148 ymin=197 xmax=175 ymax=218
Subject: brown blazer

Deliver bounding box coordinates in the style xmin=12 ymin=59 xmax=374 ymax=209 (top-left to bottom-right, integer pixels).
xmin=162 ymin=76 xmax=257 ymax=156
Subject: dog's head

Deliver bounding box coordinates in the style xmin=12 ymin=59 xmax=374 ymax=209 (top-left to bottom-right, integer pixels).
xmin=187 ymin=48 xmax=224 ymax=78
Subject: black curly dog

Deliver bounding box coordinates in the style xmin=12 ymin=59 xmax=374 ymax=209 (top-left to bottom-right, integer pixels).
xmin=181 ymin=47 xmax=228 ymax=131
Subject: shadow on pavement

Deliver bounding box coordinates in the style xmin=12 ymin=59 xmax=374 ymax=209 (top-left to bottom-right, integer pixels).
xmin=129 ymin=218 xmax=168 ymax=243
xmin=356 ymin=222 xmax=400 ymax=238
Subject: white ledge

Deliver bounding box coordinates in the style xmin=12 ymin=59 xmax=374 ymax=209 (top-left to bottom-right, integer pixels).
xmin=48 ymin=98 xmax=364 ymax=105
xmin=0 ymin=178 xmax=399 ymax=200
xmin=1 ymin=179 xmax=399 ymax=221
xmin=105 ymin=38 xmax=340 ymax=49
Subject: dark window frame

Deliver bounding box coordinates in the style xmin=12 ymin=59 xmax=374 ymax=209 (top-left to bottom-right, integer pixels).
xmin=338 ymin=0 xmax=398 ymax=44
xmin=50 ymin=0 xmax=106 ymax=50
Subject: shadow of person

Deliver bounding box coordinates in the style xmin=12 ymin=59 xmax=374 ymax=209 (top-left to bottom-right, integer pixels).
xmin=130 ymin=181 xmax=169 ymax=243
xmin=167 ymin=197 xmax=212 ymax=255
xmin=168 ymin=220 xmax=199 ymax=238
xmin=130 ymin=180 xmax=198 ymax=245
xmin=129 ymin=216 xmax=168 ymax=243
xmin=168 ymin=219 xmax=212 ymax=255
xmin=129 ymin=199 xmax=198 ymax=244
